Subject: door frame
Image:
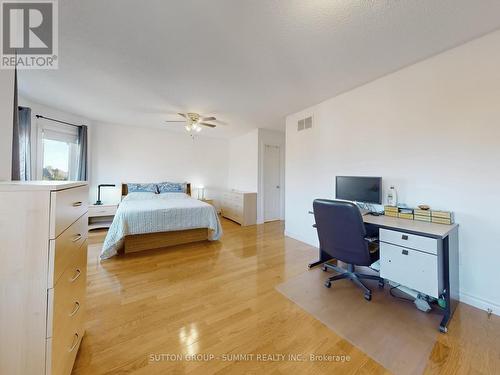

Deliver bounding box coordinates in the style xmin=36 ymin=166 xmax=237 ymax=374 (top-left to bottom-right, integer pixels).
xmin=259 ymin=142 xmax=285 ymax=223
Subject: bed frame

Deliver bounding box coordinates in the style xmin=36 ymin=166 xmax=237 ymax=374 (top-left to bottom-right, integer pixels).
xmin=121 ymin=183 xmax=192 ymax=196
xmin=120 ymin=182 xmax=210 ymax=254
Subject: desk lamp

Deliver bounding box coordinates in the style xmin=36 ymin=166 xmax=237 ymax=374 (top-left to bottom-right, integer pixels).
xmin=95 ymin=184 xmax=116 ymax=205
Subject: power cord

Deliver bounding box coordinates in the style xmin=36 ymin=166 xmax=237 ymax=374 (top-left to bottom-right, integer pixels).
xmin=389 ymin=284 xmax=414 ymax=303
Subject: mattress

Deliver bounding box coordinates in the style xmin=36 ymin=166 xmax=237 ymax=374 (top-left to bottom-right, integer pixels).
xmin=100 ymin=192 xmax=222 ymax=259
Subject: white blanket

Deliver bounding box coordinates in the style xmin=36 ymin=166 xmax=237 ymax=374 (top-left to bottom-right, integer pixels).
xmin=100 ymin=193 xmax=222 ymax=259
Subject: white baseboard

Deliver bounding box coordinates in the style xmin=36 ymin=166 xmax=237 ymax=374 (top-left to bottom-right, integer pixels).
xmin=460 ymin=292 xmax=500 ymax=316
xmin=284 ymin=231 xmax=500 ymax=317
xmin=284 ymin=230 xmax=318 ymax=248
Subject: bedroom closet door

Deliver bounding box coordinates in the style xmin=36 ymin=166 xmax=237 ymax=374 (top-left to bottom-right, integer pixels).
xmin=263 ymin=144 xmax=281 ymax=222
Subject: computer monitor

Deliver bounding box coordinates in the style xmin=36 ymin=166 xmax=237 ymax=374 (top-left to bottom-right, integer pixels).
xmin=335 ymin=176 xmax=382 ymax=204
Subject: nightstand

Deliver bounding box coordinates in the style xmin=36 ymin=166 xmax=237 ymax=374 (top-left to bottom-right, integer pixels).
xmin=88 ymin=203 xmax=118 ymax=230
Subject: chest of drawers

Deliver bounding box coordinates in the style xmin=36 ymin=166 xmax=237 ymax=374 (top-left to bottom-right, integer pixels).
xmin=220 ymin=190 xmax=257 ymax=226
xmin=0 ymin=182 xmax=88 ymax=375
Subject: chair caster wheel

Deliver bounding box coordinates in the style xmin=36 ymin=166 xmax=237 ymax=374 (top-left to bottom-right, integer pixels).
xmin=364 ymin=293 xmax=372 ymax=301
xmin=378 ymin=280 xmax=385 ymax=288
xmin=439 ymin=326 xmax=448 ymax=333
xmin=322 ymin=265 xmax=328 ymax=272
xmin=324 ymin=281 xmax=332 ymax=288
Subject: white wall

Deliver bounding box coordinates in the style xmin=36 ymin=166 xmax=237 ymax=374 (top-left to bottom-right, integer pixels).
xmin=91 ymin=122 xmax=229 ymax=204
xmin=227 ymin=128 xmax=286 ymax=224
xmin=227 ymin=129 xmax=259 ymax=192
xmin=285 ymin=30 xmax=500 ymax=314
xmin=0 ymin=70 xmax=14 ymax=181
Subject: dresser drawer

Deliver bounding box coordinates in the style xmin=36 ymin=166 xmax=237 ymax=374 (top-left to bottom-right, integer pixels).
xmin=222 ymin=207 xmax=234 ymax=219
xmin=380 ymin=228 xmax=439 ymax=254
xmin=46 ymin=317 xmax=84 ymax=375
xmin=47 ymin=240 xmax=87 ymax=339
xmin=231 ymin=213 xmax=243 ymax=224
xmin=231 ymin=194 xmax=243 ymax=203
xmin=222 ymin=208 xmax=242 ymax=224
xmin=49 ymin=214 xmax=88 ymax=288
xmin=50 ymin=185 xmax=89 ymax=239
xmin=88 ymin=204 xmax=117 ymax=217
xmin=380 ymin=242 xmax=441 ymax=298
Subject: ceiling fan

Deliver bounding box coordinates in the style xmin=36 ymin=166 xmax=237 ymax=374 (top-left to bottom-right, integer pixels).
xmin=165 ymin=112 xmax=217 ymax=133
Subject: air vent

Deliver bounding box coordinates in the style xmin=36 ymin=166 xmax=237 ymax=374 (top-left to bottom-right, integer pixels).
xmin=297 ymin=119 xmax=305 ymax=131
xmin=297 ymin=116 xmax=313 ymax=131
xmin=305 ymin=116 xmax=312 ymax=129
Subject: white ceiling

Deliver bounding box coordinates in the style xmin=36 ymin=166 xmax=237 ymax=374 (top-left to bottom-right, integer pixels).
xmin=19 ymin=0 xmax=500 ymax=138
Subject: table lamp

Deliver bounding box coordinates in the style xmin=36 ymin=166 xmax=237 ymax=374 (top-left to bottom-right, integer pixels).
xmin=95 ymin=184 xmax=116 ymax=205
xmin=197 ymin=185 xmax=205 ymax=200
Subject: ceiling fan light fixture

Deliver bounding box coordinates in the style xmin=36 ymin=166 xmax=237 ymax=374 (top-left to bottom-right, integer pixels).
xmin=167 ymin=112 xmax=217 ymax=134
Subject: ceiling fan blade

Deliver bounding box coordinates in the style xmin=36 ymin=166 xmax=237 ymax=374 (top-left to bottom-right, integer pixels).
xmin=165 ymin=120 xmax=186 ymax=123
xmin=199 ymin=122 xmax=216 ymax=128
xmin=201 ymin=116 xmax=216 ymax=122
xmin=178 ymin=113 xmax=187 ymax=118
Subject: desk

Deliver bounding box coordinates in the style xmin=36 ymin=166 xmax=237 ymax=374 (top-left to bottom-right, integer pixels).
xmin=309 ymin=212 xmax=459 ymax=333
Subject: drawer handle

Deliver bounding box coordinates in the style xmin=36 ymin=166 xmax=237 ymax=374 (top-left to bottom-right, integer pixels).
xmin=72 ymin=234 xmax=83 ymax=242
xmin=402 ymin=249 xmax=409 ymax=255
xmin=70 ymin=268 xmax=81 ymax=282
xmin=401 ymin=235 xmax=409 ymax=240
xmin=68 ymin=333 xmax=79 ymax=352
xmin=72 ymin=201 xmax=83 ymax=207
xmin=69 ymin=301 xmax=80 ymax=317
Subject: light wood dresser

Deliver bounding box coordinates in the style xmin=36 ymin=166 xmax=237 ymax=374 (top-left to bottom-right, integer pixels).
xmin=0 ymin=181 xmax=89 ymax=375
xmin=221 ymin=190 xmax=257 ymax=226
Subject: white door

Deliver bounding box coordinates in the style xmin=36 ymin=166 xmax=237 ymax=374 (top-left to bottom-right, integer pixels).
xmin=264 ymin=145 xmax=281 ymax=222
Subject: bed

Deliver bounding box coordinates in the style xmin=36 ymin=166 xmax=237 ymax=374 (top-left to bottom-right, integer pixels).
xmin=100 ymin=183 xmax=222 ymax=259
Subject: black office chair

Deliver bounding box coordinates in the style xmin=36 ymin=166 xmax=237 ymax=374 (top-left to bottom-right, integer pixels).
xmin=313 ymin=199 xmax=384 ymax=301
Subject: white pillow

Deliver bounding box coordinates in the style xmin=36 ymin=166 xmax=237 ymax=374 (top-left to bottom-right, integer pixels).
xmin=123 ymin=192 xmax=157 ymax=201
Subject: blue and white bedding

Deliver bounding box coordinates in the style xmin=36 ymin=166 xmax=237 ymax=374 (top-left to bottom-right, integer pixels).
xmin=100 ymin=192 xmax=222 ymax=259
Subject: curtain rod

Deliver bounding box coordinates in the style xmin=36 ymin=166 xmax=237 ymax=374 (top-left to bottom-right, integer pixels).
xmin=35 ymin=114 xmax=84 ymax=128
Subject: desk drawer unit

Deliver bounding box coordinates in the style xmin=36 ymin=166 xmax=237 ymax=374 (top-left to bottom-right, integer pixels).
xmin=380 ymin=229 xmax=443 ymax=298
xmin=380 ymin=228 xmax=440 ymax=254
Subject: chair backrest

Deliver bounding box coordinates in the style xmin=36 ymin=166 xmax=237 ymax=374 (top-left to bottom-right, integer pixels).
xmin=313 ymin=199 xmax=372 ymax=266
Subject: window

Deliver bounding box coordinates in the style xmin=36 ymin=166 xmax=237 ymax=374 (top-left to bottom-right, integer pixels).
xmin=37 ymin=122 xmax=79 ymax=181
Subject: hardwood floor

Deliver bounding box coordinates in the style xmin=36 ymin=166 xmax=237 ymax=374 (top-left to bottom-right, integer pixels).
xmin=73 ymin=219 xmax=499 ymax=374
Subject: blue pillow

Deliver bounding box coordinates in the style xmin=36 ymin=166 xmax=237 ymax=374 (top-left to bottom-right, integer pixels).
xmin=157 ymin=182 xmax=187 ymax=194
xmin=127 ymin=183 xmax=158 ymax=193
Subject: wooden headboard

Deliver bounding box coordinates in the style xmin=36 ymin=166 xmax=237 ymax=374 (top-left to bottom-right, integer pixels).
xmin=121 ymin=183 xmax=191 ymax=196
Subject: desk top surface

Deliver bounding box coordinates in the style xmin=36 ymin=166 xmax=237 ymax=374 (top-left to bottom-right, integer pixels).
xmin=362 ymin=214 xmax=458 ymax=238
